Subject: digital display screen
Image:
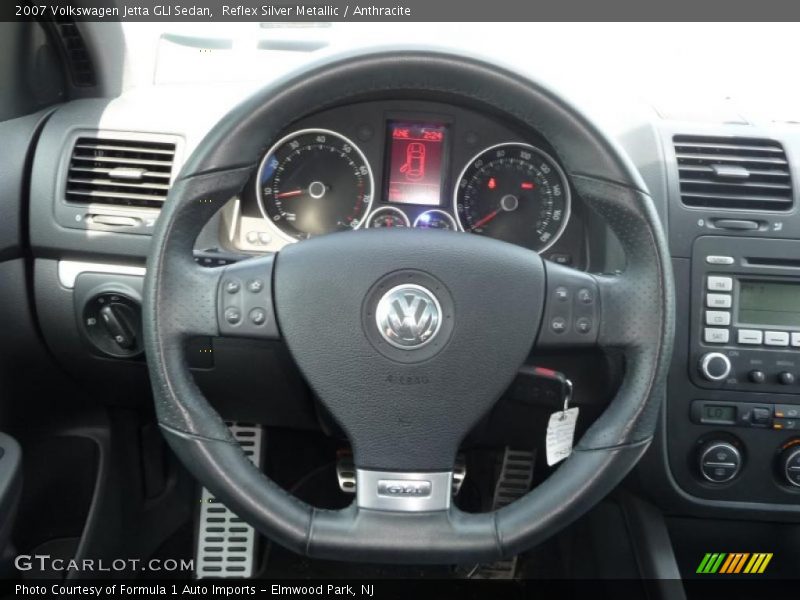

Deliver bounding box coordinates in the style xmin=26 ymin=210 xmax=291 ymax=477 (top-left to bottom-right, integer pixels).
xmin=703 ymin=405 xmax=736 ymax=423
xmin=738 ymin=280 xmax=800 ymax=327
xmin=386 ymin=122 xmax=447 ymax=206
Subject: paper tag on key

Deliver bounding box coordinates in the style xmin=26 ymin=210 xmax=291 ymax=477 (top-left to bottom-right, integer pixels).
xmin=545 ymin=407 xmax=579 ymax=466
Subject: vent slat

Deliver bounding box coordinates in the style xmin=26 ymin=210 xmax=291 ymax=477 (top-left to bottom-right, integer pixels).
xmin=65 ymin=136 xmax=176 ymax=209
xmin=674 ymin=135 xmax=793 ymax=211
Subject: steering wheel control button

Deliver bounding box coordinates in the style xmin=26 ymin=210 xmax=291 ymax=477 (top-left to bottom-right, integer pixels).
xmin=575 ymin=317 xmax=592 ymax=334
xmin=551 ymin=316 xmax=567 ymax=333
xmin=699 ymin=352 xmax=732 ymax=382
xmin=217 ymin=256 xmax=279 ymax=338
xmin=375 ymin=284 xmax=442 ymax=350
xmin=577 ymin=288 xmax=594 ymax=304
xmin=247 ymin=279 xmax=264 ymax=294
xmin=699 ymin=441 xmax=742 ymax=483
xmin=249 ymin=308 xmax=267 ymax=326
xmin=707 ymin=276 xmax=733 ymax=292
xmin=554 ymin=286 xmax=569 ymax=302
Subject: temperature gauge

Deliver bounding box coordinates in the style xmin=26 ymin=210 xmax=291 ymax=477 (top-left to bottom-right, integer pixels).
xmin=366 ymin=206 xmax=410 ymax=229
xmin=413 ymin=209 xmax=457 ymax=231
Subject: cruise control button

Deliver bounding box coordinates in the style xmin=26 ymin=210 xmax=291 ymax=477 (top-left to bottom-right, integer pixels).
xmin=707 ymin=293 xmax=732 ymax=308
xmin=737 ymin=329 xmax=763 ymax=345
xmin=704 ymin=328 xmax=730 ymax=344
xmin=765 ymin=331 xmax=790 ymax=347
xmin=706 ymin=311 xmax=731 ymax=326
xmin=707 ymin=276 xmax=733 ymax=292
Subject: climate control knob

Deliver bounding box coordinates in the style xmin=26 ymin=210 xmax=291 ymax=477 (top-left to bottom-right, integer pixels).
xmin=777 ymin=445 xmax=800 ymax=488
xmin=698 ymin=440 xmax=742 ymax=483
xmin=699 ymin=352 xmax=732 ymax=382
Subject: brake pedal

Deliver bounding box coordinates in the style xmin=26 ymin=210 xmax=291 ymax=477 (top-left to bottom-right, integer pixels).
xmin=195 ymin=423 xmax=263 ymax=579
xmin=472 ymin=448 xmax=535 ymax=579
xmin=336 ymin=451 xmax=467 ymax=496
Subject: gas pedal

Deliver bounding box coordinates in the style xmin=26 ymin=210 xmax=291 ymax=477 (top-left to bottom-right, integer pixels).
xmin=336 ymin=451 xmax=467 ymax=496
xmin=472 ymin=448 xmax=535 ymax=579
xmin=195 ymin=423 xmax=263 ymax=579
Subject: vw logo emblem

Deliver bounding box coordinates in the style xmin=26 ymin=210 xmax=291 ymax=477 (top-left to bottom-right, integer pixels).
xmin=375 ymin=284 xmax=442 ymax=349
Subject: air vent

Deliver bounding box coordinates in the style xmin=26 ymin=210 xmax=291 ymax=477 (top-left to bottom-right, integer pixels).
xmin=55 ymin=21 xmax=96 ymax=87
xmin=674 ymin=135 xmax=793 ymax=211
xmin=65 ymin=137 xmax=177 ymax=209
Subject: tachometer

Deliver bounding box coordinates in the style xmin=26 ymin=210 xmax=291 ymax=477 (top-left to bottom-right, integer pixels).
xmin=256 ymin=129 xmax=374 ymax=241
xmin=454 ymin=143 xmax=570 ymax=252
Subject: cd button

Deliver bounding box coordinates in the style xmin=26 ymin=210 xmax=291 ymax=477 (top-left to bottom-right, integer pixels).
xmin=737 ymin=329 xmax=763 ymax=345
xmin=765 ymin=331 xmax=790 ymax=347
xmin=707 ymin=276 xmax=733 ymax=292
xmin=706 ymin=311 xmax=731 ymax=326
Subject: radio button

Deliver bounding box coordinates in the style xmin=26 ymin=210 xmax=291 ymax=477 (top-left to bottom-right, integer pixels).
xmin=706 ymin=311 xmax=731 ymax=326
xmin=737 ymin=329 xmax=763 ymax=345
xmin=704 ymin=328 xmax=730 ymax=344
xmin=708 ymin=276 xmax=733 ymax=292
xmin=707 ymin=293 xmax=732 ymax=308
xmin=706 ymin=255 xmax=735 ymax=265
xmin=791 ymin=332 xmax=800 ymax=348
xmin=765 ymin=331 xmax=790 ymax=347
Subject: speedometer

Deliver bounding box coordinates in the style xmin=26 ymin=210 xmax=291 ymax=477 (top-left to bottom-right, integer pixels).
xmin=454 ymin=143 xmax=570 ymax=252
xmin=256 ymin=129 xmax=374 ymax=242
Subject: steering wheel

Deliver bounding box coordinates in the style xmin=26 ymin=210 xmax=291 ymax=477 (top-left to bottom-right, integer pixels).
xmin=143 ymin=49 xmax=674 ymax=564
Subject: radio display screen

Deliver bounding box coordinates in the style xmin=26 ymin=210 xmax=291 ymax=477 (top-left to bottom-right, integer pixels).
xmin=738 ymin=280 xmax=800 ymax=327
xmin=386 ymin=121 xmax=447 ymax=206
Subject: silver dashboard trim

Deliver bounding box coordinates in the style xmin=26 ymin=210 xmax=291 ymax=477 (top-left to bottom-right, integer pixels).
xmin=58 ymin=260 xmax=146 ymax=289
xmin=356 ymin=469 xmax=452 ymax=512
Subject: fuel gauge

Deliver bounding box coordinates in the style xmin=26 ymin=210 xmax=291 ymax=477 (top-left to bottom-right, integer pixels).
xmin=413 ymin=209 xmax=457 ymax=231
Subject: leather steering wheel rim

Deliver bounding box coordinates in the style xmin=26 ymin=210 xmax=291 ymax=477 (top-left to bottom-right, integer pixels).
xmin=143 ymin=48 xmax=674 ymax=564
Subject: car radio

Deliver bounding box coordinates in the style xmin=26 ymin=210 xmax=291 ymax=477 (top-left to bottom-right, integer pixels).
xmin=690 ymin=236 xmax=800 ymax=394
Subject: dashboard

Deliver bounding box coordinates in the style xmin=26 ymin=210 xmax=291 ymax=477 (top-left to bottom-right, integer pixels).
xmin=230 ymin=100 xmax=586 ymax=267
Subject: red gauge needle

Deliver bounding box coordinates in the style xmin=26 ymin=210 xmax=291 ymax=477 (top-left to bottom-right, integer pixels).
xmin=275 ymin=189 xmax=303 ymax=199
xmin=471 ymin=209 xmax=500 ymax=230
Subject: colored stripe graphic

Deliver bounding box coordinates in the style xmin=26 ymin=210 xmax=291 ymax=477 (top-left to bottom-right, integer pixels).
xmin=698 ymin=552 xmax=773 ymax=574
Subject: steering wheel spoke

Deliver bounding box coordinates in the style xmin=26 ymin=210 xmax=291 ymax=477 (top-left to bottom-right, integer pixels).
xmin=536 ymin=260 xmax=600 ymax=349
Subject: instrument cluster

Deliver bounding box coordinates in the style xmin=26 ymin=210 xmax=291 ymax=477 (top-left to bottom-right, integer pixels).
xmin=233 ymin=100 xmax=584 ymax=262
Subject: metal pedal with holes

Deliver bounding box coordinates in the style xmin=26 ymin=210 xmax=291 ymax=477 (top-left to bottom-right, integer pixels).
xmin=472 ymin=448 xmax=535 ymax=579
xmin=195 ymin=423 xmax=263 ymax=579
